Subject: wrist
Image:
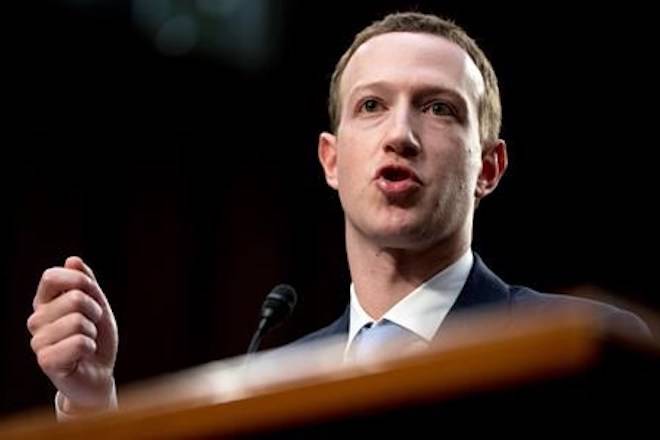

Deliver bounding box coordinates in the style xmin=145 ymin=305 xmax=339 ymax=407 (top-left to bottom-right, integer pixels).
xmin=56 ymin=379 xmax=118 ymax=419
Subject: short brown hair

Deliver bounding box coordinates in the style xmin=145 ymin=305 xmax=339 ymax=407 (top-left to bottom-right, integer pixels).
xmin=328 ymin=12 xmax=502 ymax=145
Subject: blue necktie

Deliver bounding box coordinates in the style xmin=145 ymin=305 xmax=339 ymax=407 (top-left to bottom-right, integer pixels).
xmin=349 ymin=319 xmax=421 ymax=363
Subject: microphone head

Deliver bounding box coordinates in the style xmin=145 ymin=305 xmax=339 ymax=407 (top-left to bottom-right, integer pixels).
xmin=261 ymin=284 xmax=297 ymax=325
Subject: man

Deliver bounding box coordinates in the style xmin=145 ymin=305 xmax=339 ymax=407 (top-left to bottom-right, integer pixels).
xmin=26 ymin=12 xmax=650 ymax=416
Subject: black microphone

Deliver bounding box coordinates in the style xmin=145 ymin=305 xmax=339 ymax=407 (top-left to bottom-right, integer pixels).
xmin=247 ymin=284 xmax=297 ymax=354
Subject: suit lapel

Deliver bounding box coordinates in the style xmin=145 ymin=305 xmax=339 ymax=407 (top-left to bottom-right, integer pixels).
xmin=434 ymin=253 xmax=512 ymax=338
xmin=449 ymin=253 xmax=511 ymax=313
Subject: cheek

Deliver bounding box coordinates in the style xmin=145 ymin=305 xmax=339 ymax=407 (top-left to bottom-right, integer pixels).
xmin=426 ymin=147 xmax=479 ymax=197
xmin=335 ymin=147 xmax=354 ymax=179
xmin=335 ymin=134 xmax=372 ymax=185
xmin=333 ymin=150 xmax=358 ymax=201
xmin=448 ymin=135 xmax=482 ymax=177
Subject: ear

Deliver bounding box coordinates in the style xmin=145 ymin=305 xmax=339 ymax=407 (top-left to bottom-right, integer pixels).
xmin=475 ymin=139 xmax=508 ymax=201
xmin=318 ymin=132 xmax=339 ymax=190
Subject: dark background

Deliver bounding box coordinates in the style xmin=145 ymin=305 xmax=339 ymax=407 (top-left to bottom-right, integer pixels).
xmin=2 ymin=0 xmax=658 ymax=416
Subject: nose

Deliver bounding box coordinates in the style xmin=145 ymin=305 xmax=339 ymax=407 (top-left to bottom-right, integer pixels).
xmin=382 ymin=105 xmax=421 ymax=158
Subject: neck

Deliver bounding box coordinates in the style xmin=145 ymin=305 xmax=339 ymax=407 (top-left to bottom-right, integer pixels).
xmin=346 ymin=224 xmax=471 ymax=320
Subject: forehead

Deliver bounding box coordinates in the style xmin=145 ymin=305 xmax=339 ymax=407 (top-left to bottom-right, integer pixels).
xmin=341 ymin=32 xmax=485 ymax=105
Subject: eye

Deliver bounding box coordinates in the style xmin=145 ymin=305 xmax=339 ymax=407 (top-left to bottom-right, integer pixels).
xmin=424 ymin=101 xmax=454 ymax=117
xmin=359 ymin=98 xmax=383 ymax=113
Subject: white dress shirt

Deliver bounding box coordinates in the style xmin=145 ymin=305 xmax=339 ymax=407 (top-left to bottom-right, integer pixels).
xmin=345 ymin=250 xmax=473 ymax=358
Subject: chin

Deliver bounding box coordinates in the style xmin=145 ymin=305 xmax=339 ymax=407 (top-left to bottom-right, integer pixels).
xmin=347 ymin=206 xmax=439 ymax=246
xmin=369 ymin=221 xmax=433 ymax=249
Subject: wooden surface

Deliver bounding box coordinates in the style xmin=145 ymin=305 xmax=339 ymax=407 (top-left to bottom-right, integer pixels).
xmin=1 ymin=306 xmax=657 ymax=439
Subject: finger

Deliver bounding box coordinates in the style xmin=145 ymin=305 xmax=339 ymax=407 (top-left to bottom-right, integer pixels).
xmin=34 ymin=267 xmax=104 ymax=310
xmin=31 ymin=313 xmax=97 ymax=353
xmin=27 ymin=289 xmax=103 ymax=334
xmin=60 ymin=261 xmax=111 ymax=313
xmin=64 ymin=256 xmax=97 ymax=281
xmin=36 ymin=334 xmax=97 ymax=378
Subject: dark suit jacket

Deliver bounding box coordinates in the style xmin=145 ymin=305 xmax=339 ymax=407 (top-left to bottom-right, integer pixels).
xmin=293 ymin=254 xmax=652 ymax=346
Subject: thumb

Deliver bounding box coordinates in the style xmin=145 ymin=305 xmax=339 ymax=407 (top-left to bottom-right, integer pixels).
xmin=64 ymin=256 xmax=97 ymax=281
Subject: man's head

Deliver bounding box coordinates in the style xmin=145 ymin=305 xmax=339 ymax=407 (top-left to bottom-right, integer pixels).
xmin=328 ymin=12 xmax=501 ymax=146
xmin=318 ymin=12 xmax=507 ymax=254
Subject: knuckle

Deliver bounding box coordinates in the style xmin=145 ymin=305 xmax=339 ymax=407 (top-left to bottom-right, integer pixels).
xmin=37 ymin=351 xmax=54 ymax=372
xmin=41 ymin=268 xmax=58 ymax=286
xmin=68 ymin=290 xmax=87 ymax=309
xmin=72 ymin=334 xmax=95 ymax=353
xmin=74 ymin=272 xmax=91 ymax=289
xmin=89 ymin=302 xmax=103 ymax=322
xmin=26 ymin=314 xmax=39 ymax=333
xmin=69 ymin=313 xmax=88 ymax=333
xmin=30 ymin=335 xmax=40 ymax=352
xmin=70 ymin=335 xmax=85 ymax=351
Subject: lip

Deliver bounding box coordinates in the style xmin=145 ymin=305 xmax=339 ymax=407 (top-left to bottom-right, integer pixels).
xmin=374 ymin=164 xmax=423 ymax=184
xmin=374 ymin=164 xmax=423 ymax=198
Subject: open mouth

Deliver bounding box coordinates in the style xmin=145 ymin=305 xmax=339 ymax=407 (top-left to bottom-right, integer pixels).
xmin=374 ymin=164 xmax=422 ymax=198
xmin=376 ymin=165 xmax=421 ymax=184
xmin=382 ymin=167 xmax=412 ymax=182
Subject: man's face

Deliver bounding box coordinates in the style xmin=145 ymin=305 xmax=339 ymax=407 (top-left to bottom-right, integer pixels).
xmin=319 ymin=32 xmax=503 ymax=251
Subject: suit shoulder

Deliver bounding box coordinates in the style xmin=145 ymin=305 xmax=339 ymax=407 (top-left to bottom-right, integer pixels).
xmin=509 ymin=286 xmax=653 ymax=341
xmin=287 ymin=309 xmax=350 ymax=348
xmin=293 ymin=324 xmax=342 ymax=346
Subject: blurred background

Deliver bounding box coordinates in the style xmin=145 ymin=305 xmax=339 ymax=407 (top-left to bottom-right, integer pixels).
xmin=2 ymin=0 xmax=658 ymax=416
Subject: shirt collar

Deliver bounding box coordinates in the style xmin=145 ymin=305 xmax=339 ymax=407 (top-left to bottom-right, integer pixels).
xmin=346 ymin=249 xmax=473 ymax=354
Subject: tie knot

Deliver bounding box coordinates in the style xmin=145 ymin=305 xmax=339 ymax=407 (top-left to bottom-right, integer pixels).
xmin=348 ymin=320 xmax=422 ymax=363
